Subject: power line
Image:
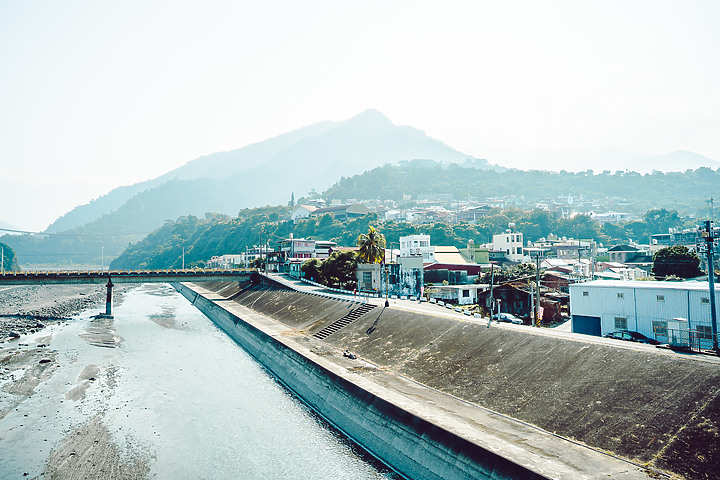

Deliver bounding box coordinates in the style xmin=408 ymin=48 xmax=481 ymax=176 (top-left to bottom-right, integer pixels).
xmin=0 ymin=228 xmax=149 ymax=238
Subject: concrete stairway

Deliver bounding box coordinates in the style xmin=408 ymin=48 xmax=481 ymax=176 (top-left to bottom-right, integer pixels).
xmin=313 ymin=303 xmax=377 ymax=340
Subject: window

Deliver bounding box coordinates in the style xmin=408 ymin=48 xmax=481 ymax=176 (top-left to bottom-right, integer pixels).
xmin=657 ymin=295 xmax=665 ymax=302
xmin=697 ymin=325 xmax=712 ymax=339
xmin=614 ymin=316 xmax=628 ymax=330
xmin=462 ymin=289 xmax=470 ymax=297
xmin=617 ymin=292 xmax=624 ymax=299
xmin=362 ymin=271 xmax=372 ymax=284
xmin=652 ymin=320 xmax=668 ymax=337
xmin=701 ymin=297 xmax=710 ymax=304
xmin=582 ymin=291 xmax=589 ymax=297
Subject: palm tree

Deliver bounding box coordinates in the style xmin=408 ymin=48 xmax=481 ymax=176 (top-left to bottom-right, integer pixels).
xmin=356 ymin=226 xmax=386 ymax=264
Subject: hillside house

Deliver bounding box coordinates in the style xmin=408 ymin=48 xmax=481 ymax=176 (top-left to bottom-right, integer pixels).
xmin=292 ymin=205 xmax=318 ymax=220
xmin=309 ymin=204 xmax=370 ymax=221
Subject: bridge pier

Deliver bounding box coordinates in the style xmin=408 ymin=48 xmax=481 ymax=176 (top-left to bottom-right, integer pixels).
xmin=105 ymin=279 xmax=113 ymax=317
xmin=93 ymin=278 xmax=114 ymax=319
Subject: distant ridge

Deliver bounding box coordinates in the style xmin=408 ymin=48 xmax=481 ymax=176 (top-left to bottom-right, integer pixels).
xmin=45 ymin=109 xmax=492 ymax=234
xmin=625 ymin=150 xmax=720 ymax=173
xmin=490 ymin=148 xmax=719 ymax=174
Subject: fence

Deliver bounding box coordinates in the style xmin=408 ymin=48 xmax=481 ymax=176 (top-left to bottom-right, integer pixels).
xmin=657 ymin=327 xmax=718 ymax=353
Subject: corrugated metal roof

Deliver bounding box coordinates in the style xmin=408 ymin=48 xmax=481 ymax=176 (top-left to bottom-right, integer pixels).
xmin=571 ymin=280 xmax=719 ymax=291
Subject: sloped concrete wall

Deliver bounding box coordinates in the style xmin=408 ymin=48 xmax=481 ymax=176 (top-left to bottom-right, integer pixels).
xmin=174 ymin=281 xmax=544 ymax=480
xmin=197 ymin=279 xmax=720 ymax=480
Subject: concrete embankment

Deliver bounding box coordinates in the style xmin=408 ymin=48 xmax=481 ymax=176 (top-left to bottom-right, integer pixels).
xmin=174 ymin=278 xmax=669 ymax=479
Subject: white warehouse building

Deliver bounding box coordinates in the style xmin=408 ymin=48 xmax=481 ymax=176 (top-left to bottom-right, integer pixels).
xmin=570 ymin=280 xmax=719 ymax=349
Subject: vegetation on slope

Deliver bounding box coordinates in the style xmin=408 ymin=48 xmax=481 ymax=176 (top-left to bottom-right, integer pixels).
xmin=322 ymin=161 xmax=720 ymax=218
xmin=0 ymin=242 xmax=19 ymax=271
xmin=109 ymin=204 xmax=695 ymax=270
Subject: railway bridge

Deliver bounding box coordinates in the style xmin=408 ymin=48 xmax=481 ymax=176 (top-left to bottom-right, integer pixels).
xmin=0 ymin=269 xmax=253 ymax=318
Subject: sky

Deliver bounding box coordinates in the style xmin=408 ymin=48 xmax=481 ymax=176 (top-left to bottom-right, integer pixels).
xmin=1 ymin=0 xmax=719 ymax=231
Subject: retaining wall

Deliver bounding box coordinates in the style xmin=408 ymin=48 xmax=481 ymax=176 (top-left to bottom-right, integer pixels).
xmin=174 ymin=281 xmax=544 ymax=480
xmin=184 ymin=278 xmax=720 ymax=480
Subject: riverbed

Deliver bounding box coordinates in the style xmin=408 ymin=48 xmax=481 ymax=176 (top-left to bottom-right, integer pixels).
xmin=0 ymin=283 xmax=397 ymax=479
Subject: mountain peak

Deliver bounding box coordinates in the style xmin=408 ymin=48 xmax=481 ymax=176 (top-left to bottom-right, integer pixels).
xmin=342 ymin=109 xmax=394 ymax=129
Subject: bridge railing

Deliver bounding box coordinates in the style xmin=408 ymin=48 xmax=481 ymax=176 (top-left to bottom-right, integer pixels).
xmin=0 ymin=268 xmax=257 ymax=277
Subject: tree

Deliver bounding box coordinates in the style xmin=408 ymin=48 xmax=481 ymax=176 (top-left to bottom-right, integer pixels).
xmin=517 ymin=209 xmax=557 ymax=242
xmin=301 ymin=258 xmax=322 ymax=282
xmin=652 ymin=245 xmax=702 ymax=279
xmin=0 ymin=242 xmax=19 ymax=271
xmin=356 ymin=226 xmax=386 ymax=264
xmin=320 ymin=251 xmax=358 ymax=290
xmin=477 ymin=262 xmax=537 ymax=284
xmin=556 ymin=214 xmax=599 ymax=240
xmin=643 ymin=208 xmax=681 ymax=234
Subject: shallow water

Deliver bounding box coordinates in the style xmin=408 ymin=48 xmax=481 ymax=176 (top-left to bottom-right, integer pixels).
xmin=0 ymin=283 xmax=397 ymax=479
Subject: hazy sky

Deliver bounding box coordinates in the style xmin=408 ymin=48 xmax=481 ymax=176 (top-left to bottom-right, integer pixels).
xmin=1 ymin=1 xmax=719 ymax=231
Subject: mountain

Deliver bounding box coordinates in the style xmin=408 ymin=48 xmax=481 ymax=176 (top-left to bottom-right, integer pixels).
xmin=44 ymin=119 xmax=341 ymax=233
xmin=45 ymin=109 xmax=488 ymax=234
xmin=0 ymin=220 xmax=19 ymax=231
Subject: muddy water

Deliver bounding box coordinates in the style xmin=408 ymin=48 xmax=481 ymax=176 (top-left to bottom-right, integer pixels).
xmin=0 ymin=284 xmax=397 ymax=479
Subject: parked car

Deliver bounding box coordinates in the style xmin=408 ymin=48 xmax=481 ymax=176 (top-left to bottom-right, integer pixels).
xmin=492 ymin=313 xmax=523 ymax=325
xmin=603 ymin=330 xmax=661 ymax=345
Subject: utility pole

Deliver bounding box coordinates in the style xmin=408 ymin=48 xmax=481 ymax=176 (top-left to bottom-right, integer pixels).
xmin=384 ymin=263 xmax=390 ymax=307
xmin=530 ymin=280 xmax=534 ymax=324
xmin=101 ymin=246 xmax=104 ymax=273
xmin=488 ymin=263 xmax=495 ymax=319
xmin=700 ymin=220 xmax=719 ymax=352
xmin=535 ymin=252 xmax=542 ymax=327
xmin=182 ymin=247 xmax=185 ymax=270
xmin=527 ymin=248 xmax=546 ymax=327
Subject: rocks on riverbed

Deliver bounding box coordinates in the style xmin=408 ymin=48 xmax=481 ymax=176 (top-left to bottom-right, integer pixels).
xmin=0 ymin=284 xmax=131 ymax=342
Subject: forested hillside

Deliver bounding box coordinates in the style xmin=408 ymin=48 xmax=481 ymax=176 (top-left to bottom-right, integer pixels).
xmin=323 ymin=161 xmax=719 ymax=217
xmin=109 ymin=205 xmax=690 ymax=270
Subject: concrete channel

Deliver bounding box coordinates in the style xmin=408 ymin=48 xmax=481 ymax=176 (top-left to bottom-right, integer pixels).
xmin=172 ymin=275 xmax=676 ymax=479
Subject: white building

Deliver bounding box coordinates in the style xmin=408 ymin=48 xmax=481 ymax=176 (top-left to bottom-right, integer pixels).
xmin=570 ymin=280 xmax=719 ymax=349
xmin=425 ymin=284 xmax=486 ymax=305
xmin=492 ymin=231 xmax=525 ymax=262
xmin=206 ymin=254 xmax=244 ymax=269
xmin=356 ymin=255 xmax=424 ymax=298
xmin=291 ymin=205 xmax=318 ymax=220
xmin=400 ymin=234 xmax=435 ymax=263
xmin=590 ymin=212 xmax=630 ymax=224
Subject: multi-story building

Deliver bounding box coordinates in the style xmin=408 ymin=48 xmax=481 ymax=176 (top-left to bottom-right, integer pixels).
xmin=492 ymin=230 xmax=525 ymax=263
xmin=399 ymin=234 xmax=435 ymax=263
xmin=459 ymin=240 xmax=489 ymax=264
